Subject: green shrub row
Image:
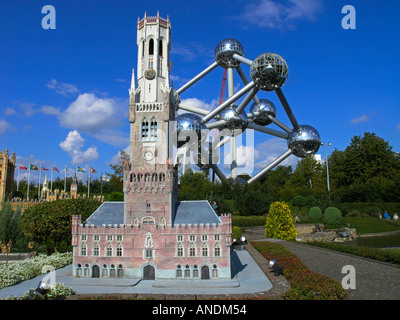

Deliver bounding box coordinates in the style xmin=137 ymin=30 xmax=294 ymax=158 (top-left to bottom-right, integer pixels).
xmin=232 ymin=215 xmax=266 ymax=228
xmin=251 ymin=241 xmax=349 ymax=300
xmin=340 ymin=203 xmax=400 ymax=216
xmin=304 ymin=242 xmax=400 ymax=266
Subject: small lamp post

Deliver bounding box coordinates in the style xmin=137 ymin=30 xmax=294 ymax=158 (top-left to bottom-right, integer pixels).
xmin=321 ymin=142 xmax=332 ymax=204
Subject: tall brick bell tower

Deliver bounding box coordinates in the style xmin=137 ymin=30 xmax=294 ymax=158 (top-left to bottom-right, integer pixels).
xmin=123 ymin=12 xmax=178 ymax=227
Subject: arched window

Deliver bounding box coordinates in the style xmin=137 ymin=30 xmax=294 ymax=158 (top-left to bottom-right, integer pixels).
xmin=202 ymin=243 xmax=208 ymax=257
xmin=193 ymin=265 xmax=199 ymax=278
xmin=184 ymin=265 xmax=190 ymax=278
xmin=176 ymin=265 xmax=182 ymax=278
xmin=177 ymin=243 xmax=183 ymax=257
xmin=159 ymin=40 xmax=163 ymax=57
xmin=116 ymin=243 xmax=123 ymax=257
xmin=93 ymin=243 xmax=99 ymax=256
xmin=106 ymin=243 xmax=112 ymax=257
xmin=76 ymin=264 xmax=82 ymax=277
xmin=142 ymin=216 xmax=155 ymax=224
xmin=80 ymin=244 xmax=87 ymax=256
xmin=146 ymin=201 xmax=151 ymax=212
xmin=150 ymin=117 xmax=158 ymax=141
xmin=189 ymin=243 xmax=196 ymax=257
xmin=212 ymin=265 xmax=218 ymax=278
xmin=141 ymin=118 xmax=149 ymax=140
xmin=102 ymin=264 xmax=108 ymax=277
xmin=110 ymin=264 xmax=116 ymax=278
xmin=149 ymin=38 xmax=154 ymax=55
xmin=117 ymin=264 xmax=124 ymax=278
xmin=214 ymin=243 xmax=221 ymax=257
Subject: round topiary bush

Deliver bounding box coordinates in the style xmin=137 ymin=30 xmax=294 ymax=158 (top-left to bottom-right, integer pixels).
xmin=324 ymin=207 xmax=342 ymax=225
xmin=308 ymin=206 xmax=322 ymax=221
xmin=232 ymin=226 xmax=242 ymax=240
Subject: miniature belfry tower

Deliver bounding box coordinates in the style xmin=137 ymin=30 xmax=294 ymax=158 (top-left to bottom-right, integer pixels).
xmin=72 ymin=13 xmax=232 ymax=280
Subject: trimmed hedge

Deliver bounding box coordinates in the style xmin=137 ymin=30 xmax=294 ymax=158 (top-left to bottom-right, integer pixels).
xmin=251 ymin=241 xmax=349 ymax=300
xmin=232 ymin=215 xmax=266 ymax=228
xmin=305 ymin=241 xmax=400 ymax=266
xmin=308 ymin=206 xmax=322 ymax=221
xmin=324 ymin=207 xmax=342 ymax=225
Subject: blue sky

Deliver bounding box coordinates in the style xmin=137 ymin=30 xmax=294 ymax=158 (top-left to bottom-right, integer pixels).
xmin=1 ymin=0 xmax=399 ymax=183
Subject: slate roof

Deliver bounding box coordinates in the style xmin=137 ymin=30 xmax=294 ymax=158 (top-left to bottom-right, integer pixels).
xmin=83 ymin=200 xmax=221 ymax=227
xmin=172 ymin=200 xmax=221 ymax=226
xmin=84 ymin=202 xmax=124 ymax=226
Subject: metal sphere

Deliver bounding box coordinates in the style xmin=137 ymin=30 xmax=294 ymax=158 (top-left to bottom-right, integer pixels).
xmin=175 ymin=113 xmax=206 ymax=148
xmin=288 ymin=125 xmax=321 ymax=158
xmin=218 ymin=105 xmax=248 ymax=132
xmin=215 ymin=38 xmax=245 ymax=69
xmin=250 ymin=53 xmax=288 ymax=91
xmin=249 ymin=99 xmax=277 ymax=126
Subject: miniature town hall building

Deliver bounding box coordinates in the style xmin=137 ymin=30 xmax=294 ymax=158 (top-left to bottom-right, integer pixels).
xmin=72 ymin=13 xmax=232 ymax=280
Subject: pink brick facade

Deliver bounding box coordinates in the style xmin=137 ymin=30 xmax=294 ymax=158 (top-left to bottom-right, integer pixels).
xmin=72 ymin=213 xmax=232 ymax=279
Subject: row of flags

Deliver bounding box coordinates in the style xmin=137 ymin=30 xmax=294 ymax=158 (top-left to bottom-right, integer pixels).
xmin=19 ymin=165 xmax=96 ymax=175
xmin=17 ymin=164 xmax=100 ymax=200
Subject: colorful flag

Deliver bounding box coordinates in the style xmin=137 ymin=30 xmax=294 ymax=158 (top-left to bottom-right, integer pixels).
xmin=77 ymin=166 xmax=85 ymax=173
xmin=90 ymin=167 xmax=97 ymax=174
xmin=53 ymin=166 xmax=59 ymax=173
xmin=30 ymin=164 xmax=38 ymax=171
xmin=41 ymin=167 xmax=49 ymax=171
xmin=19 ymin=165 xmax=27 ymax=170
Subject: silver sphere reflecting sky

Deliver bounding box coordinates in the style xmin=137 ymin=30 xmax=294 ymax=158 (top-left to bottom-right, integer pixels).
xmin=288 ymin=125 xmax=321 ymax=158
xmin=218 ymin=105 xmax=248 ymax=132
xmin=215 ymin=38 xmax=245 ymax=69
xmin=175 ymin=113 xmax=206 ymax=148
xmin=250 ymin=53 xmax=288 ymax=91
xmin=249 ymin=99 xmax=277 ymax=126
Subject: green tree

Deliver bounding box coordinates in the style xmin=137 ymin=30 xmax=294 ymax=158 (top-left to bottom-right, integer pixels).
xmin=20 ymin=198 xmax=102 ymax=250
xmin=290 ymin=195 xmax=308 ymax=216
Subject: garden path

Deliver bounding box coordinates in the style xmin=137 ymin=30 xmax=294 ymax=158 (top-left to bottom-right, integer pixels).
xmin=243 ymin=226 xmax=400 ymax=300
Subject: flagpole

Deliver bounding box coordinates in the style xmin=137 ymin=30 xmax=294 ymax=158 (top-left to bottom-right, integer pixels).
xmin=88 ymin=167 xmax=90 ymax=198
xmin=64 ymin=165 xmax=67 ymax=192
xmin=17 ymin=166 xmax=20 ymax=191
xmin=38 ymin=164 xmax=42 ymax=199
xmin=100 ymin=173 xmax=103 ymax=195
xmin=51 ymin=165 xmax=53 ymax=192
xmin=27 ymin=165 xmax=31 ymax=200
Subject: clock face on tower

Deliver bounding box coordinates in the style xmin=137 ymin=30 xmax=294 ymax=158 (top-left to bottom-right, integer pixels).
xmin=143 ymin=150 xmax=154 ymax=161
xmin=145 ymin=68 xmax=156 ymax=80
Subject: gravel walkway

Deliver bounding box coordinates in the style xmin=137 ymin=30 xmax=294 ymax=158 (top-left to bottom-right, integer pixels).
xmin=243 ymin=226 xmax=400 ymax=300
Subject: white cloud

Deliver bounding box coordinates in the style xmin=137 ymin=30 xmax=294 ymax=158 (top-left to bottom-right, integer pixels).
xmin=46 ymin=79 xmax=80 ymax=96
xmin=0 ymin=119 xmax=10 ymax=135
xmin=4 ymin=107 xmax=16 ymax=115
xmin=59 ymin=130 xmax=99 ymax=165
xmin=180 ymin=97 xmax=219 ymax=113
xmin=59 ymin=93 xmax=128 ymax=146
xmin=239 ymin=0 xmax=323 ymax=30
xmin=254 ymin=137 xmax=298 ymax=169
xmin=40 ymin=105 xmax=61 ymax=116
xmin=350 ymin=114 xmax=370 ymax=124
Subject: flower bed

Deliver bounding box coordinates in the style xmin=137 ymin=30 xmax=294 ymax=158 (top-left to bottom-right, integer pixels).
xmin=251 ymin=241 xmax=349 ymax=300
xmin=0 ymin=252 xmax=72 ymax=290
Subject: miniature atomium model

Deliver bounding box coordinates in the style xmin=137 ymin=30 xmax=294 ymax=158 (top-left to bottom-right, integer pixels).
xmin=175 ymin=113 xmax=206 ymax=148
xmin=287 ymin=125 xmax=321 ymax=158
xmin=174 ymin=37 xmax=320 ymax=184
xmin=250 ymin=53 xmax=288 ymax=91
xmin=218 ymin=105 xmax=248 ymax=132
xmin=249 ymin=99 xmax=277 ymax=126
xmin=215 ymin=38 xmax=245 ymax=69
